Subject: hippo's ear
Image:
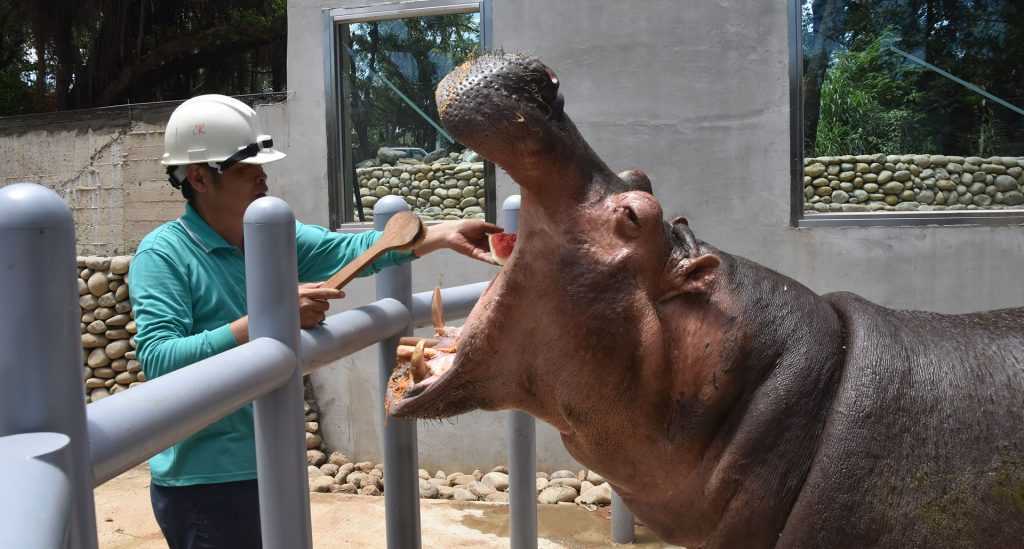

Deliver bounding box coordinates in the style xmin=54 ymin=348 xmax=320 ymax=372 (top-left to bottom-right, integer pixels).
xmin=660 ymin=254 xmax=721 ymax=301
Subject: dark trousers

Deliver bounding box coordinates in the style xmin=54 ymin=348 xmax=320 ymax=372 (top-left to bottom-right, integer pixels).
xmin=150 ymin=479 xmax=263 ymax=549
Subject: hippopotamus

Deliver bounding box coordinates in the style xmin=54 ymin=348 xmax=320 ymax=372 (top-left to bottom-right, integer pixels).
xmin=386 ymin=52 xmax=1024 ymax=548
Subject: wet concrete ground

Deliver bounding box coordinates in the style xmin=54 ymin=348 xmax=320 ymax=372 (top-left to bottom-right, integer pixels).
xmin=95 ymin=465 xmax=682 ymax=548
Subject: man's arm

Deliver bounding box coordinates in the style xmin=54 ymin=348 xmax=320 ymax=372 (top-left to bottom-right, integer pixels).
xmin=295 ymin=219 xmax=503 ymax=283
xmin=128 ymin=250 xmax=238 ymax=379
xmin=296 ymin=223 xmax=415 ymax=282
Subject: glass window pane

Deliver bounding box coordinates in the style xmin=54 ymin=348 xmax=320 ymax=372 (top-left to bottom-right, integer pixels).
xmin=801 ymin=1 xmax=1024 ymax=215
xmin=338 ymin=13 xmax=490 ymax=224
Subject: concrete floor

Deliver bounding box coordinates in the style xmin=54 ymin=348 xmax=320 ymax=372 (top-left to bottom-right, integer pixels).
xmin=94 ymin=465 xmax=681 ymax=548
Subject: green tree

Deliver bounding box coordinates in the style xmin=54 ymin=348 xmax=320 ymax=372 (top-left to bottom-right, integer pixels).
xmin=344 ymin=14 xmax=479 ymax=163
xmin=0 ymin=0 xmax=287 ymax=115
xmin=803 ymin=0 xmax=1024 ymax=156
xmin=814 ymin=33 xmax=930 ymax=155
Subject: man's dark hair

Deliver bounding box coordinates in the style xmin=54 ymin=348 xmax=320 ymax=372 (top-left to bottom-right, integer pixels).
xmin=179 ymin=179 xmax=196 ymax=203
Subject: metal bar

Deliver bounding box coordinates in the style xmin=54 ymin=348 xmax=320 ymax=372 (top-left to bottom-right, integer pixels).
xmin=798 ymin=208 xmax=1024 ymax=228
xmin=0 ymin=183 xmax=98 ymax=549
xmin=788 ymin=0 xmax=805 ymax=227
xmin=87 ymin=338 xmax=296 ymax=485
xmin=341 ymin=42 xmax=455 ymax=144
xmin=500 ymin=196 xmax=538 ymax=549
xmin=480 ymin=0 xmax=492 ymax=50
xmin=0 ymin=432 xmax=72 ymax=549
xmin=375 ymin=196 xmax=422 ymax=549
xmin=299 ymin=298 xmax=410 ymax=374
xmin=508 ymin=414 xmax=536 ymax=549
xmin=330 ymin=1 xmax=478 ymax=23
xmin=244 ymin=197 xmax=313 ymax=549
xmin=323 ymin=9 xmax=345 ymax=228
xmin=887 ymin=46 xmax=1024 ymax=118
xmin=611 ymin=489 xmax=636 ymax=544
xmin=409 ymin=282 xmax=489 ymax=327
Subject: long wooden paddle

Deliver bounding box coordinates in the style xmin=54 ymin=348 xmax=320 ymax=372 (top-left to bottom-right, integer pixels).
xmin=323 ymin=210 xmax=426 ymax=290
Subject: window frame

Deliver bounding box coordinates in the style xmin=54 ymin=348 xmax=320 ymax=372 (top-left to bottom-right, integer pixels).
xmin=323 ymin=0 xmax=494 ymax=231
xmin=787 ymin=0 xmax=1024 ymax=229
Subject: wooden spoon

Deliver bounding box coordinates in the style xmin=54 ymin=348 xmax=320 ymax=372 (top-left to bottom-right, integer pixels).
xmin=323 ymin=211 xmax=425 ymax=290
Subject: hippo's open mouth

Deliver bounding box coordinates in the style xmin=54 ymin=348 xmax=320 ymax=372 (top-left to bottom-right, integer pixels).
xmin=385 ymin=271 xmax=510 ymax=418
xmin=386 ymin=51 xmax=619 ymax=420
xmin=385 ymin=328 xmax=460 ymax=412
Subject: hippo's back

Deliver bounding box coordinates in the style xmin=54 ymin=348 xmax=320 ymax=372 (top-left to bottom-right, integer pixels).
xmin=778 ymin=292 xmax=1024 ymax=549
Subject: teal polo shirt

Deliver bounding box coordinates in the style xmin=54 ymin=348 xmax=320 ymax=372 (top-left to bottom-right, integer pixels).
xmin=128 ymin=203 xmax=414 ymax=486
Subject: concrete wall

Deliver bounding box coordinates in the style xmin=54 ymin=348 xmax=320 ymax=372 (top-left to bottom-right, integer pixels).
xmin=0 ymin=100 xmax=291 ymax=255
xmin=306 ymin=0 xmax=1019 ymax=471
xmin=482 ymin=0 xmax=1023 ymax=312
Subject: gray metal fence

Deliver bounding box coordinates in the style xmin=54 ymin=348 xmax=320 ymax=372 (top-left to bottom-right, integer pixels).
xmin=0 ymin=182 xmax=634 ymax=548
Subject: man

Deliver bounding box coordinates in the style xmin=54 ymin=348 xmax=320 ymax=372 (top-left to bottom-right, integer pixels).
xmin=128 ymin=94 xmax=499 ymax=549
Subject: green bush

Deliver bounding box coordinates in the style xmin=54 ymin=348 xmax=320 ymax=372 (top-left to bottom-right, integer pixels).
xmin=815 ymin=33 xmax=934 ymax=156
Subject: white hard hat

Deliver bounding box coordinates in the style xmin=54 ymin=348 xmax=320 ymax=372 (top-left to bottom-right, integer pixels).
xmin=162 ymin=94 xmax=285 ymax=172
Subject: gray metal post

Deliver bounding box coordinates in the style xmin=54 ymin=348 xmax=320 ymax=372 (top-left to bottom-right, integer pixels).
xmin=502 ymin=195 xmax=537 ymax=549
xmin=244 ymin=197 xmax=312 ymax=549
xmin=374 ymin=196 xmax=421 ymax=549
xmin=611 ymin=489 xmax=635 ymax=544
xmin=0 ymin=183 xmax=98 ymax=549
xmin=0 ymin=432 xmax=72 ymax=549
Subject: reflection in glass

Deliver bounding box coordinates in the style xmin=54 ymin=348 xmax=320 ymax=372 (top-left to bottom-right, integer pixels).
xmin=801 ymin=1 xmax=1023 ymax=214
xmin=340 ymin=14 xmax=488 ymax=222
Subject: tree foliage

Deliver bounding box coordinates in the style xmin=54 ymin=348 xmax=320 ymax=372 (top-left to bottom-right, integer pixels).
xmin=343 ymin=14 xmax=480 ymax=163
xmin=0 ymin=0 xmax=286 ymax=115
xmin=815 ymin=33 xmax=931 ymax=155
xmin=803 ymin=0 xmax=1024 ymax=156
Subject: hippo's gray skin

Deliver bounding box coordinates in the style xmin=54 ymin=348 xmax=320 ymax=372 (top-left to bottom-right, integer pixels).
xmin=387 ymin=52 xmax=1024 ymax=548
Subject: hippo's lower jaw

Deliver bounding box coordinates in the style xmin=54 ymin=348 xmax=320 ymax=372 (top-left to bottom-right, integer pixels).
xmin=385 ymin=329 xmax=460 ymax=413
xmin=385 ymin=282 xmax=507 ymax=419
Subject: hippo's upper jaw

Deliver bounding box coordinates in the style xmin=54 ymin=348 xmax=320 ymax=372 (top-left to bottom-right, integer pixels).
xmin=436 ymin=53 xmax=565 ymax=179
xmin=436 ymin=53 xmax=636 ymax=206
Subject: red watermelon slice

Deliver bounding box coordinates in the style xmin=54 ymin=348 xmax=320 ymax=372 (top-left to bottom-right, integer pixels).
xmin=487 ymin=232 xmax=517 ymax=265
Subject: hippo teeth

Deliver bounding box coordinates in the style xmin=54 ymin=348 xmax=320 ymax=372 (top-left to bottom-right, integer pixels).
xmin=385 ymin=334 xmax=459 ymax=412
xmin=406 ymin=374 xmax=441 ymax=399
xmin=385 ymin=288 xmax=466 ymax=413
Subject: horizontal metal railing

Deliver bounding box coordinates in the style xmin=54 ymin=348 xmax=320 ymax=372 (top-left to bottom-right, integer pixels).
xmin=87 ymin=338 xmax=297 ymax=485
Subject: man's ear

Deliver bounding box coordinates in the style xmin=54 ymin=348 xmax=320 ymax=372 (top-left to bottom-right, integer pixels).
xmin=660 ymin=253 xmax=721 ymax=301
xmin=186 ymin=164 xmax=214 ymax=193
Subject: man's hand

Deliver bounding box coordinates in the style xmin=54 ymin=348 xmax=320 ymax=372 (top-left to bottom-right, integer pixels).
xmin=230 ymin=283 xmax=345 ymax=343
xmin=298 ymin=282 xmax=345 ymax=328
xmin=414 ymin=219 xmax=504 ymax=264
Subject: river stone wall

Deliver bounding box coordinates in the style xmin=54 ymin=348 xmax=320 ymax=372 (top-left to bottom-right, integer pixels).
xmin=803 ymin=154 xmax=1024 ymax=213
xmin=78 ymin=255 xmax=141 ymax=402
xmin=354 ymin=151 xmax=486 ymax=222
xmin=73 ymin=255 xmax=612 ymax=506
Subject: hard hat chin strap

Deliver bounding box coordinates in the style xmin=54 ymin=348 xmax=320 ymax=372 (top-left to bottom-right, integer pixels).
xmin=213 ymin=137 xmax=274 ymax=172
xmin=166 ymin=166 xmax=188 ymax=188
xmin=166 ymin=137 xmax=274 ymax=187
